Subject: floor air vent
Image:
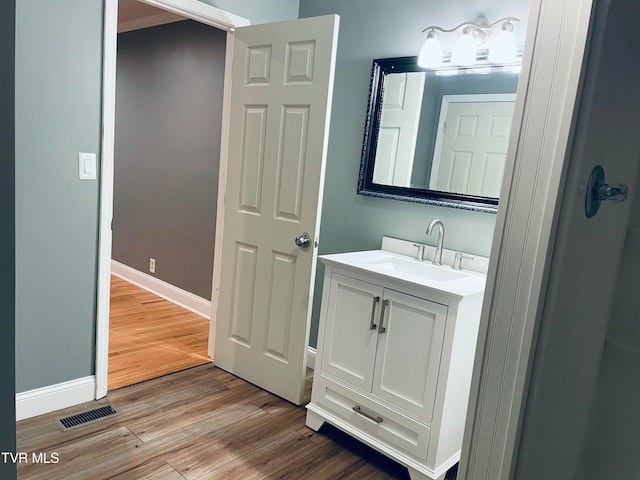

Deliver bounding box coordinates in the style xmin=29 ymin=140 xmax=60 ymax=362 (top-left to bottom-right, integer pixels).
xmin=56 ymin=405 xmax=118 ymax=431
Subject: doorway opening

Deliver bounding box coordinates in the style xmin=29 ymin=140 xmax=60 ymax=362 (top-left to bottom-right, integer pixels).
xmin=106 ymin=0 xmax=227 ymax=390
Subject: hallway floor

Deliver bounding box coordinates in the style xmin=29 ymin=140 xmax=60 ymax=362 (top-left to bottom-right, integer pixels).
xmin=108 ymin=275 xmax=211 ymax=390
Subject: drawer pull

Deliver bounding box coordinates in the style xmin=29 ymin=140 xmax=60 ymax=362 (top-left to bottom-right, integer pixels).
xmin=378 ymin=299 xmax=389 ymax=334
xmin=369 ymin=296 xmax=380 ymax=330
xmin=352 ymin=404 xmax=383 ymax=424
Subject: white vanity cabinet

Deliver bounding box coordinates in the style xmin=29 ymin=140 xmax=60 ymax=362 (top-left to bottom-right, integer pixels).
xmin=306 ymin=252 xmax=485 ymax=480
xmin=320 ymin=273 xmax=447 ymax=424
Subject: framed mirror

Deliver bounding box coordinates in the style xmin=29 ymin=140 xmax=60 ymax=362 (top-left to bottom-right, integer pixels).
xmin=357 ymin=56 xmax=521 ymax=213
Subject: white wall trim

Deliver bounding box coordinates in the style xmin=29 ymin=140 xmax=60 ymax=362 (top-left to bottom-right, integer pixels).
xmin=459 ymin=0 xmax=594 ymax=478
xmin=307 ymin=346 xmax=316 ymax=370
xmin=138 ymin=0 xmax=250 ymax=30
xmin=16 ymin=376 xmax=96 ymax=421
xmin=118 ymin=12 xmax=186 ymax=33
xmin=95 ymin=0 xmax=119 ymax=400
xmin=208 ymin=30 xmax=235 ymax=360
xmin=111 ymin=260 xmax=211 ymax=319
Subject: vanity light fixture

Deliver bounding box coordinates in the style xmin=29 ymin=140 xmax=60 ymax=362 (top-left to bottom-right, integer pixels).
xmin=417 ymin=17 xmax=520 ymax=68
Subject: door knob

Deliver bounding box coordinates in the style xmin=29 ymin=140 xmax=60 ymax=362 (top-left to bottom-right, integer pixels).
xmin=294 ymin=232 xmax=311 ymax=248
xmin=585 ymin=165 xmax=629 ymax=218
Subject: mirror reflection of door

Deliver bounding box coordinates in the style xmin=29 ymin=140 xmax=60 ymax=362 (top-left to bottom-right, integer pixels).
xmin=373 ymin=72 xmax=425 ymax=187
xmin=430 ymin=94 xmax=516 ymax=197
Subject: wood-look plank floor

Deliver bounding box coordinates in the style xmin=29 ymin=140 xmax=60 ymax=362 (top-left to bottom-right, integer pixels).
xmin=16 ymin=364 xmax=431 ymax=480
xmin=108 ymin=275 xmax=211 ymax=390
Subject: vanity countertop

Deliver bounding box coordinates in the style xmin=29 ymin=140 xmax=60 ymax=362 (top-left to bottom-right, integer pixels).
xmin=320 ymin=249 xmax=486 ymax=300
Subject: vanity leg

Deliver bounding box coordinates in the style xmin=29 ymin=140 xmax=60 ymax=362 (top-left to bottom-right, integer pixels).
xmin=305 ymin=409 xmax=325 ymax=431
xmin=407 ymin=467 xmax=429 ymax=480
xmin=407 ymin=467 xmax=445 ymax=480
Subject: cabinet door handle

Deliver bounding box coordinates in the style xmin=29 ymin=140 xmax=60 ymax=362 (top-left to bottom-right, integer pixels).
xmin=352 ymin=404 xmax=383 ymax=424
xmin=378 ymin=299 xmax=389 ymax=334
xmin=369 ymin=296 xmax=380 ymax=330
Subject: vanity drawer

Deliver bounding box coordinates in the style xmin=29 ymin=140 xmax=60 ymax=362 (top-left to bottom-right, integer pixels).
xmin=314 ymin=375 xmax=430 ymax=459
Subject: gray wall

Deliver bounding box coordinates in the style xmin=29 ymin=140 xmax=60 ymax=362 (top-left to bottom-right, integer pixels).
xmin=199 ymin=0 xmax=299 ymax=24
xmin=299 ymin=0 xmax=530 ymax=346
xmin=15 ymin=0 xmax=103 ymax=393
xmin=112 ymin=21 xmax=226 ymax=300
xmin=0 ymin=0 xmax=17 ymax=475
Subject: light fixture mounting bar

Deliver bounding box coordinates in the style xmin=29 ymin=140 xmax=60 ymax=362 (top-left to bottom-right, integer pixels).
xmin=421 ymin=17 xmax=520 ymax=34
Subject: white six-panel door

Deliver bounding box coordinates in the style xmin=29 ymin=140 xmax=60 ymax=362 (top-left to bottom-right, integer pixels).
xmin=214 ymin=15 xmax=339 ymax=404
xmin=430 ymin=94 xmax=515 ymax=198
xmin=373 ymin=72 xmax=426 ymax=187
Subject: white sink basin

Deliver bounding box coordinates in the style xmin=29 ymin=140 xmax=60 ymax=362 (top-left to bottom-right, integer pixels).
xmin=366 ymin=257 xmax=469 ymax=282
xmin=319 ymin=250 xmax=486 ymax=298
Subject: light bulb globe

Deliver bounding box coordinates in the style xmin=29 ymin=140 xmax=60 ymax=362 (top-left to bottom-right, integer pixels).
xmin=489 ymin=27 xmax=517 ymax=64
xmin=418 ymin=33 xmax=442 ymax=68
xmin=451 ymin=31 xmax=477 ymax=66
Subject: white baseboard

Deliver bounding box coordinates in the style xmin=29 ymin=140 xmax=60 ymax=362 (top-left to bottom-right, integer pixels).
xmin=307 ymin=346 xmax=316 ymax=370
xmin=16 ymin=376 xmax=96 ymax=421
xmin=111 ymin=260 xmax=211 ymax=319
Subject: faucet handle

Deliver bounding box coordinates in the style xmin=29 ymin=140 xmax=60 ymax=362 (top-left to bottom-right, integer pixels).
xmin=453 ymin=252 xmax=474 ymax=270
xmin=412 ymin=243 xmax=426 ymax=261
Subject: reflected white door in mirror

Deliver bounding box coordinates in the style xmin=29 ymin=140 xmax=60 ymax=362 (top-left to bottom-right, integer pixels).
xmin=431 ymin=93 xmax=516 ymax=197
xmin=305 ymin=237 xmax=487 ymax=480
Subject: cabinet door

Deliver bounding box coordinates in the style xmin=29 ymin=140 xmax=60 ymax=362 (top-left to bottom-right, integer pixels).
xmin=372 ymin=289 xmax=448 ymax=422
xmin=320 ymin=273 xmax=382 ymax=391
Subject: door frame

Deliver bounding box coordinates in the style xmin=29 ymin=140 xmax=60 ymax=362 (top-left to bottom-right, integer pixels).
xmin=459 ymin=0 xmax=595 ymax=477
xmin=96 ymin=0 xmax=250 ymax=399
xmin=429 ymin=93 xmax=516 ymax=192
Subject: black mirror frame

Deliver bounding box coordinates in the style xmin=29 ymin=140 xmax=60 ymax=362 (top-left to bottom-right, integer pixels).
xmin=357 ymin=56 xmax=499 ymax=214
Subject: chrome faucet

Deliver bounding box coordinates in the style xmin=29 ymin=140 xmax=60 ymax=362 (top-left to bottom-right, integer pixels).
xmin=426 ymin=219 xmax=445 ymax=265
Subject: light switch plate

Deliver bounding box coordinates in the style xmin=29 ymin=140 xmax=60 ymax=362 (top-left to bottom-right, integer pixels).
xmin=78 ymin=152 xmax=97 ymax=180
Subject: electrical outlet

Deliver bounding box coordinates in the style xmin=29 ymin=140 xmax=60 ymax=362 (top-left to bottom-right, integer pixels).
xmin=149 ymin=258 xmax=156 ymax=273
